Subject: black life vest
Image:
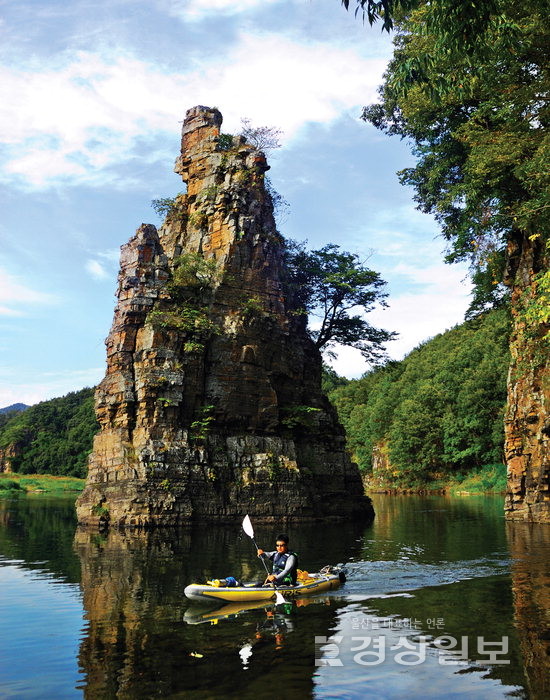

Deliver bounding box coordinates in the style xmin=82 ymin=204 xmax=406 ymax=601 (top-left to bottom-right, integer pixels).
xmin=272 ymin=550 xmax=298 ymax=585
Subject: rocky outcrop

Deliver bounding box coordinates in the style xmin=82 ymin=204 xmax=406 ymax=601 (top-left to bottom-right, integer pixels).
xmin=0 ymin=444 xmax=18 ymax=473
xmin=504 ymin=234 xmax=550 ymax=522
xmin=76 ymin=106 xmax=372 ymax=528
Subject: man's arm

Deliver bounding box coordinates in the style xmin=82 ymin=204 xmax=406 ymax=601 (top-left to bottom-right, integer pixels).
xmin=257 ymin=549 xmax=276 ymax=560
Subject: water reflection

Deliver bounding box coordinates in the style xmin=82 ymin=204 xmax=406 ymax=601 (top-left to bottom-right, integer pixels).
xmin=0 ymin=494 xmax=80 ymax=581
xmin=73 ymin=524 xmax=358 ymax=699
xmin=2 ymin=495 xmax=549 ymax=699
xmin=506 ymin=522 xmax=550 ymax=700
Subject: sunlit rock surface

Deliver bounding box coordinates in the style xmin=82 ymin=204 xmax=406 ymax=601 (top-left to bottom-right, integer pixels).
xmin=76 ymin=106 xmax=372 ymax=528
xmin=504 ymin=235 xmax=550 ymax=523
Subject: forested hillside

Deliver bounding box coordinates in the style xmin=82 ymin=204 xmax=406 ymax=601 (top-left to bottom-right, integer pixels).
xmin=0 ymin=388 xmax=97 ymax=478
xmin=0 ymin=310 xmax=510 ymax=486
xmin=329 ymin=308 xmax=510 ymax=488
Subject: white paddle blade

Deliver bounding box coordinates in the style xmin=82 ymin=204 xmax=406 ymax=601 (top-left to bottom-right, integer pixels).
xmin=275 ymin=591 xmax=287 ymax=604
xmin=242 ymin=514 xmax=254 ymax=539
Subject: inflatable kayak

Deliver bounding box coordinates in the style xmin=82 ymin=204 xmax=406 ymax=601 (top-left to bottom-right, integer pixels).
xmin=184 ymin=567 xmax=346 ymax=604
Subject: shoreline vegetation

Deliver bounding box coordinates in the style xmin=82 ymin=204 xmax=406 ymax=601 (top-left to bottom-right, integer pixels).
xmin=0 ymin=464 xmax=506 ymax=499
xmin=365 ymin=463 xmax=507 ymax=495
xmin=0 ymin=473 xmax=85 ymax=495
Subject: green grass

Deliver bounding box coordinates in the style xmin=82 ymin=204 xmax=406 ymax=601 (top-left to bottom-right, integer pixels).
xmin=0 ymin=478 xmax=25 ymax=493
xmin=448 ymin=463 xmax=507 ymax=494
xmin=364 ymin=463 xmax=508 ymax=494
xmin=0 ymin=472 xmax=85 ymax=495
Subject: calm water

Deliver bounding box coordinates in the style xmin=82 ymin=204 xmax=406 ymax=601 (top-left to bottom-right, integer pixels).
xmin=0 ymin=494 xmax=549 ymax=699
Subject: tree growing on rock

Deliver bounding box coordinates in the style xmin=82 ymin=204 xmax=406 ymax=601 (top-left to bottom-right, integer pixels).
xmin=240 ymin=118 xmax=283 ymax=152
xmin=285 ymin=241 xmax=396 ymax=363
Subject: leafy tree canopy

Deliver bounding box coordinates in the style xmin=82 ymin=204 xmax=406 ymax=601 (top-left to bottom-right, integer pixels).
xmin=0 ymin=388 xmax=98 ymax=478
xmin=360 ymin=0 xmax=549 ymax=314
xmin=342 ymin=0 xmax=508 ymax=56
xmin=285 ymin=241 xmax=396 ymax=363
xmin=329 ymin=307 xmax=511 ymax=483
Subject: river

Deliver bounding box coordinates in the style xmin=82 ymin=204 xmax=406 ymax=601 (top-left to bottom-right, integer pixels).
xmin=0 ymin=493 xmax=548 ymax=699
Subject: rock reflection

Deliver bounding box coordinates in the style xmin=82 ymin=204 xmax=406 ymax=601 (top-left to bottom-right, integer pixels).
xmin=74 ymin=524 xmax=347 ymax=699
xmin=74 ymin=527 xmax=194 ymax=698
xmin=506 ymin=521 xmax=550 ymax=699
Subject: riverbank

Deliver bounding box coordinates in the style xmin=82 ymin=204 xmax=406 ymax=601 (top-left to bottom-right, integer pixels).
xmin=364 ymin=463 xmax=507 ymax=495
xmin=0 ymin=472 xmax=85 ymax=495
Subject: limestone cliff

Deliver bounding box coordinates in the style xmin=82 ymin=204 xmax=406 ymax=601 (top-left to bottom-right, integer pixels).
xmin=504 ymin=235 xmax=550 ymax=522
xmin=76 ymin=106 xmax=372 ymax=528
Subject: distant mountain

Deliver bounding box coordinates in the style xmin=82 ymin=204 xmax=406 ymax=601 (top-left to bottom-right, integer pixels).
xmin=0 ymin=403 xmax=29 ymax=414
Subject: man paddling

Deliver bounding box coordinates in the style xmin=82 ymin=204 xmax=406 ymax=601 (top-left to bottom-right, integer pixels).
xmin=257 ymin=534 xmax=298 ymax=586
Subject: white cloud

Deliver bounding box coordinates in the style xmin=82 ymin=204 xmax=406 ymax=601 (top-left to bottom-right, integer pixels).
xmin=0 ymin=268 xmax=57 ymax=315
xmin=85 ymin=259 xmax=109 ymax=280
xmin=0 ymin=31 xmax=387 ymax=188
xmin=0 ymin=367 xmax=103 ymax=407
xmin=96 ymin=249 xmax=121 ymax=263
xmin=0 ymin=305 xmax=24 ymax=317
xmin=327 ymin=261 xmax=472 ymax=378
xmin=168 ymin=0 xmax=282 ymax=21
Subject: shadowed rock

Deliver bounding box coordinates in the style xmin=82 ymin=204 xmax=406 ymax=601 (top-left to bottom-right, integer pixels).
xmin=76 ymin=106 xmax=373 ymax=528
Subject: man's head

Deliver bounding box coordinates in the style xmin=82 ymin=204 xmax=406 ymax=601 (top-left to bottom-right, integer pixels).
xmin=275 ymin=533 xmax=289 ymax=552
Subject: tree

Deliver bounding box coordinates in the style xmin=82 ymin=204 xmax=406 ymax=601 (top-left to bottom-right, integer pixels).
xmin=341 ymin=1 xmax=505 ymax=56
xmin=285 ymin=241 xmax=396 ymax=362
xmin=357 ymin=0 xmax=549 ymax=518
xmin=240 ymin=118 xmax=283 ymax=152
xmin=362 ymin=1 xmax=548 ymax=271
xmin=0 ymin=388 xmax=98 ymax=477
xmin=328 ymin=308 xmax=511 ymax=482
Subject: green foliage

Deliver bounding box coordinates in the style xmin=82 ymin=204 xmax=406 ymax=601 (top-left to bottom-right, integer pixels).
xmin=91 ymin=503 xmax=110 ymax=517
xmin=240 ymin=295 xmax=264 ymax=318
xmin=449 ymin=463 xmax=507 ymax=494
xmin=151 ymin=194 xmax=184 ymax=219
xmin=147 ymin=252 xmax=221 ymax=342
xmin=0 ymin=409 xmax=25 ymax=430
xmin=343 ymin=1 xmax=508 ymax=57
xmin=361 ymin=0 xmax=549 ymax=316
xmin=0 ymin=473 xmax=85 ymax=494
xmin=321 ymin=363 xmax=350 ymax=394
xmin=329 ymin=308 xmax=511 ymax=484
xmin=168 ymin=253 xmax=221 ymax=298
xmin=284 ymin=241 xmax=396 ymax=362
xmin=188 ymin=210 xmax=208 ymax=230
xmin=524 ymin=241 xmax=550 ymax=344
xmin=0 ymin=388 xmax=98 ymax=478
xmin=217 ymin=133 xmax=235 ymax=151
xmin=280 ymin=405 xmax=322 ymax=430
xmin=183 ymin=341 xmax=205 ymax=354
xmin=156 ymin=397 xmax=178 ymax=408
xmin=189 ymin=405 xmax=215 ymax=442
xmin=148 ymin=307 xmax=218 ymax=335
xmin=0 ymin=478 xmax=24 ymax=493
xmin=197 ymin=185 xmax=218 ymax=203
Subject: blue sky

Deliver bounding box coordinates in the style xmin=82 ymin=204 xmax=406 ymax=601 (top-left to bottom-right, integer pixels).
xmin=0 ymin=0 xmax=471 ymax=407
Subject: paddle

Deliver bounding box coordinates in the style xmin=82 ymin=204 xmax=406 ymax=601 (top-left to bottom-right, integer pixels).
xmin=242 ymin=514 xmax=287 ymax=604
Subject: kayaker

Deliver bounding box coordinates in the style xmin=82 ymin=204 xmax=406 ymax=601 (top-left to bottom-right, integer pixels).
xmin=257 ymin=534 xmax=298 ymax=586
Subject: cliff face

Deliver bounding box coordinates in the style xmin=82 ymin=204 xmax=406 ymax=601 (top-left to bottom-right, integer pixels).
xmin=76 ymin=106 xmax=372 ymax=528
xmin=0 ymin=444 xmax=18 ymax=473
xmin=504 ymin=235 xmax=550 ymax=522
